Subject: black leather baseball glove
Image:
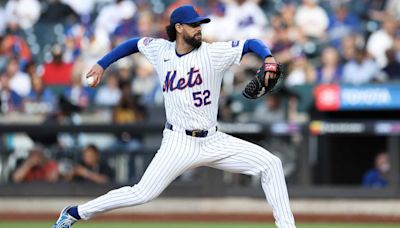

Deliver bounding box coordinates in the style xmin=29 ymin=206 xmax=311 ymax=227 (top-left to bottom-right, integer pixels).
xmin=242 ymin=63 xmax=283 ymax=99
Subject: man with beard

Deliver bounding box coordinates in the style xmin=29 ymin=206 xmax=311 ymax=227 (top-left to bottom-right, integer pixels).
xmin=54 ymin=5 xmax=296 ymax=228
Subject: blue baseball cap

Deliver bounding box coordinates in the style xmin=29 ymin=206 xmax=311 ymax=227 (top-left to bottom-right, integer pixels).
xmin=170 ymin=5 xmax=211 ymax=26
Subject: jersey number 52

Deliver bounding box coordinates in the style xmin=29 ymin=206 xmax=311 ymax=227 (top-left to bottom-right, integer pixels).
xmin=192 ymin=90 xmax=211 ymax=107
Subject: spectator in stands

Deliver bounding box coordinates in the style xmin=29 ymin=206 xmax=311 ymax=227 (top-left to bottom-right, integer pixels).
xmin=367 ymin=15 xmax=398 ymax=68
xmin=67 ymin=144 xmax=114 ymax=184
xmin=276 ymin=7 xmax=300 ymax=53
xmin=0 ymin=36 xmax=7 ymax=71
xmin=362 ymin=0 xmax=389 ymax=22
xmin=63 ymin=72 xmax=90 ymax=110
xmin=2 ymin=21 xmax=32 ymax=66
xmin=137 ymin=11 xmax=157 ymax=37
xmin=24 ymin=60 xmax=40 ymax=79
xmin=363 ymin=152 xmax=389 ymax=188
xmin=111 ymin=82 xmax=145 ymax=152
xmin=63 ymin=29 xmax=83 ymax=64
xmin=24 ymin=76 xmax=56 ymax=114
xmin=339 ymin=35 xmax=354 ymax=62
xmin=95 ymin=0 xmax=137 ymax=37
xmin=339 ymin=34 xmax=365 ymax=62
xmin=38 ymin=0 xmax=78 ymax=25
xmin=3 ymin=56 xmax=31 ymax=97
xmin=95 ymin=72 xmax=121 ymax=108
xmin=295 ymin=0 xmax=329 ymax=39
xmin=11 ymin=145 xmax=59 ymax=183
xmin=218 ymin=94 xmax=234 ymax=122
xmin=61 ymin=0 xmax=96 ymax=19
xmin=285 ymin=53 xmax=316 ymax=87
xmin=327 ymin=3 xmax=360 ymax=48
xmin=112 ymin=5 xmax=139 ymax=44
xmin=342 ymin=47 xmax=382 ymax=85
xmin=79 ymin=29 xmax=109 ymax=70
xmin=0 ymin=6 xmax=6 ymax=35
xmin=316 ymin=47 xmax=342 ymax=84
xmin=131 ymin=56 xmax=159 ymax=105
xmin=280 ymin=3 xmax=297 ymax=34
xmin=0 ymin=74 xmax=22 ymax=113
xmin=386 ymin=0 xmax=400 ymax=21
xmin=4 ymin=0 xmax=41 ymax=30
xmin=395 ymin=36 xmax=400 ymax=62
xmin=226 ymin=0 xmax=267 ymax=39
xmin=253 ymin=93 xmax=286 ymax=123
xmin=116 ymin=58 xmax=134 ymax=85
xmin=383 ymin=48 xmax=400 ymax=81
xmin=113 ymin=82 xmax=145 ymax=124
xmin=202 ymin=1 xmax=236 ymax=41
xmin=270 ymin=21 xmax=295 ymax=64
xmin=42 ymin=44 xmax=73 ymax=86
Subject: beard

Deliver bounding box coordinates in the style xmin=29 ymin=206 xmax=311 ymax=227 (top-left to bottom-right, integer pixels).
xmin=183 ymin=32 xmax=202 ymax=49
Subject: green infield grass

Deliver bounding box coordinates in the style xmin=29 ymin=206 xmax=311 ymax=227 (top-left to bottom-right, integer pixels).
xmin=0 ymin=221 xmax=399 ymax=228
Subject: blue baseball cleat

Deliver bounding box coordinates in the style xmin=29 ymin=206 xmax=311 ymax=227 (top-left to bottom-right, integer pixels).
xmin=53 ymin=206 xmax=78 ymax=228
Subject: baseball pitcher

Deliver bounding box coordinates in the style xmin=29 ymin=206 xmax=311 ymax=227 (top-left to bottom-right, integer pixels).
xmin=54 ymin=5 xmax=295 ymax=228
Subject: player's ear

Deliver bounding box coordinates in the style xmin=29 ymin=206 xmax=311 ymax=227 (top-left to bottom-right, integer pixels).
xmin=175 ymin=23 xmax=183 ymax=33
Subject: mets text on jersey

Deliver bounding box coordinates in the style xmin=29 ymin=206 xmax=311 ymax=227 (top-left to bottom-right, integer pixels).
xmin=162 ymin=67 xmax=203 ymax=92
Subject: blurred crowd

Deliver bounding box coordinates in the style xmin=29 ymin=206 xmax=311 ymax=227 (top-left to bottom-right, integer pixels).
xmin=0 ymin=0 xmax=399 ymax=184
xmin=0 ymin=0 xmax=399 ymax=122
xmin=11 ymin=144 xmax=114 ymax=184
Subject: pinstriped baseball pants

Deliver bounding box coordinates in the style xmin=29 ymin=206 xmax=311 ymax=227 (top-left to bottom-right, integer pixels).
xmin=78 ymin=129 xmax=296 ymax=228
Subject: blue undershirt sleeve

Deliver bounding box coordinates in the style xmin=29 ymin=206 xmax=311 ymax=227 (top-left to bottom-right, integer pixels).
xmin=242 ymin=39 xmax=272 ymax=59
xmin=97 ymin=37 xmax=140 ymax=69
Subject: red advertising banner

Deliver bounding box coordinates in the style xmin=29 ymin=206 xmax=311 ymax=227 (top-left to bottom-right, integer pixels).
xmin=315 ymin=84 xmax=340 ymax=111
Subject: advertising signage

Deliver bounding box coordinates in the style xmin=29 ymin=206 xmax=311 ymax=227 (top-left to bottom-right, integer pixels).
xmin=315 ymin=84 xmax=400 ymax=111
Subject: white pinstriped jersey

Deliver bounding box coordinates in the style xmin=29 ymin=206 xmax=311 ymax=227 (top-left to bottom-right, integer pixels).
xmin=138 ymin=37 xmax=245 ymax=130
xmin=77 ymin=38 xmax=296 ymax=228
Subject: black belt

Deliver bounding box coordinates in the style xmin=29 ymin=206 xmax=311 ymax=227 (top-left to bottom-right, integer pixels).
xmin=165 ymin=122 xmax=215 ymax=138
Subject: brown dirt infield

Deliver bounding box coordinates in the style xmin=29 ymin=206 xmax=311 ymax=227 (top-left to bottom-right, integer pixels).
xmin=0 ymin=213 xmax=399 ymax=224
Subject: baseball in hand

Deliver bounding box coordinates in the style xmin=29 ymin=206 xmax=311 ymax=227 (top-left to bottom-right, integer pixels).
xmin=86 ymin=75 xmax=95 ymax=86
